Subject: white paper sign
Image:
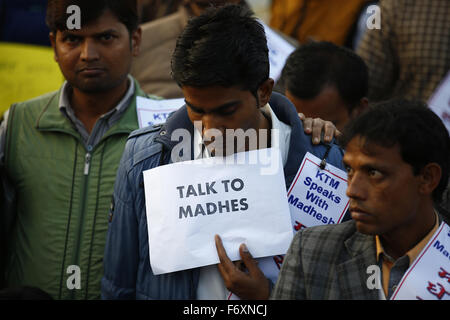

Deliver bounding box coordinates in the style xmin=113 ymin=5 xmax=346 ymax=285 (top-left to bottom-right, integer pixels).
xmin=261 ymin=21 xmax=296 ymax=82
xmin=391 ymin=222 xmax=450 ymax=300
xmin=143 ymin=148 xmax=294 ymax=275
xmin=287 ymin=152 xmax=349 ymax=230
xmin=428 ymin=72 xmax=450 ymax=134
xmin=136 ymin=96 xmax=185 ymax=128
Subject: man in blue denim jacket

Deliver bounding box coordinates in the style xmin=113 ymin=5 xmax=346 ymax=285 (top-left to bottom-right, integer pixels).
xmin=102 ymin=5 xmax=346 ymax=300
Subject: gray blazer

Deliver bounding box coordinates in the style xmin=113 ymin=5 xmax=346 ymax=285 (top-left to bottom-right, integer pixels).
xmin=271 ymin=212 xmax=450 ymax=300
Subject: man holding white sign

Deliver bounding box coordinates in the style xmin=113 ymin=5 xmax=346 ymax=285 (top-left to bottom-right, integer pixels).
xmin=102 ymin=5 xmax=345 ymax=300
xmin=272 ymin=100 xmax=450 ymax=300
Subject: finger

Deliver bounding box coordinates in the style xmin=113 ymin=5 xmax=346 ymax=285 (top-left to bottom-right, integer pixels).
xmin=303 ymin=117 xmax=313 ymax=134
xmin=214 ymin=235 xmax=235 ymax=274
xmin=239 ymin=244 xmax=264 ymax=278
xmin=311 ymin=118 xmax=324 ymax=144
xmin=298 ymin=113 xmax=305 ymax=121
xmin=335 ymin=128 xmax=342 ymax=138
xmin=234 ymin=260 xmax=246 ymax=272
xmin=323 ymin=121 xmax=335 ymax=143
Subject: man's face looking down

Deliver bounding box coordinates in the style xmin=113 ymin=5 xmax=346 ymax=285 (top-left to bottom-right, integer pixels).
xmin=183 ymin=79 xmax=274 ymax=157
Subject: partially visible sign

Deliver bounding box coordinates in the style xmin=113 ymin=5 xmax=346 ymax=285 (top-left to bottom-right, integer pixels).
xmin=391 ymin=222 xmax=450 ymax=300
xmin=0 ymin=43 xmax=63 ymax=117
xmin=261 ymin=22 xmax=296 ymax=82
xmin=287 ymin=152 xmax=349 ymax=230
xmin=136 ymin=97 xmax=184 ymax=128
xmin=228 ymin=152 xmax=349 ymax=300
xmin=428 ymin=72 xmax=450 ymax=134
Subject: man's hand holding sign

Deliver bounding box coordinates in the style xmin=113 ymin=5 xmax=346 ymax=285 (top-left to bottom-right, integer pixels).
xmin=215 ymin=236 xmax=270 ymax=300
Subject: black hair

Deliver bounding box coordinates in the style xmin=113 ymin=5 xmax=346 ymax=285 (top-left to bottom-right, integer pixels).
xmin=46 ymin=0 xmax=138 ymax=34
xmin=281 ymin=41 xmax=368 ymax=112
xmin=340 ymin=99 xmax=450 ymax=202
xmin=171 ymin=4 xmax=269 ymax=97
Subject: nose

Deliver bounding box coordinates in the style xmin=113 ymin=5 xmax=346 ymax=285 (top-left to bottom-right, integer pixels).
xmin=201 ymin=114 xmax=225 ymax=140
xmin=80 ymin=39 xmax=100 ymax=62
xmin=346 ymin=172 xmax=367 ymax=200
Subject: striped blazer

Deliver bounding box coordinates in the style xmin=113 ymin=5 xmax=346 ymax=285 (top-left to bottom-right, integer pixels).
xmin=271 ymin=212 xmax=450 ymax=300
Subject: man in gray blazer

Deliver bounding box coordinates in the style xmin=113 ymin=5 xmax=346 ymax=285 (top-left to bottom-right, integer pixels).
xmin=271 ymin=99 xmax=450 ymax=300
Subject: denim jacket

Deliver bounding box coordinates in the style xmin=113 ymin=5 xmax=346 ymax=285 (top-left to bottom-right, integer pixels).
xmin=101 ymin=92 xmax=346 ymax=299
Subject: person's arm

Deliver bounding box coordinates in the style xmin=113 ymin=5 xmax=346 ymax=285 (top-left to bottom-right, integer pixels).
xmin=270 ymin=230 xmax=306 ymax=300
xmin=101 ymin=139 xmax=140 ymax=300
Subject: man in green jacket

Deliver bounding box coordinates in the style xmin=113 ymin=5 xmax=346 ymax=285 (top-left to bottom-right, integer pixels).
xmin=0 ymin=0 xmax=148 ymax=299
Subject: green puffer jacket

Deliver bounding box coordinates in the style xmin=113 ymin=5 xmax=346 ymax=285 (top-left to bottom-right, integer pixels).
xmin=3 ymin=79 xmax=150 ymax=299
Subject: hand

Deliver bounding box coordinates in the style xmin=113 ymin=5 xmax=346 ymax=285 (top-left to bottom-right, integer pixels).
xmin=299 ymin=113 xmax=342 ymax=144
xmin=214 ymin=235 xmax=270 ymax=300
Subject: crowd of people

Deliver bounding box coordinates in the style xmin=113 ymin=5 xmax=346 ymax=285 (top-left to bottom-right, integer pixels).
xmin=0 ymin=0 xmax=449 ymax=301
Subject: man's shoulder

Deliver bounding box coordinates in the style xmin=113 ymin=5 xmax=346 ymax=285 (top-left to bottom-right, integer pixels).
xmin=299 ymin=220 xmax=358 ymax=248
xmin=12 ymin=90 xmax=59 ymax=113
xmin=122 ymin=125 xmax=165 ymax=168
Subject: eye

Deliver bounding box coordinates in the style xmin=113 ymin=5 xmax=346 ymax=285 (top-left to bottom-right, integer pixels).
xmin=64 ymin=34 xmax=80 ymax=43
xmin=100 ymin=33 xmax=114 ymax=41
xmin=368 ymin=168 xmax=383 ymax=179
xmin=345 ymin=165 xmax=354 ymax=178
xmin=218 ymin=107 xmax=236 ymax=116
xmin=188 ymin=106 xmax=204 ymax=115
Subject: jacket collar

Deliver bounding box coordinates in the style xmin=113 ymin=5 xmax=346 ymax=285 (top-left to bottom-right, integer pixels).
xmin=36 ymin=77 xmax=145 ymax=137
xmin=335 ymin=222 xmax=379 ymax=299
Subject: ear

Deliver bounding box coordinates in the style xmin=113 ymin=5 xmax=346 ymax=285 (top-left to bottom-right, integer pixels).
xmin=131 ymin=27 xmax=142 ymax=57
xmin=350 ymin=97 xmax=369 ymax=119
xmin=418 ymin=163 xmax=442 ymax=197
xmin=49 ymin=32 xmax=58 ymax=62
xmin=257 ymin=78 xmax=274 ymax=107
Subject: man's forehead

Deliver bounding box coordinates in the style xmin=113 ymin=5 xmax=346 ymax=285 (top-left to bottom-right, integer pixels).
xmin=56 ymin=9 xmax=125 ymax=35
xmin=344 ymin=136 xmax=401 ymax=160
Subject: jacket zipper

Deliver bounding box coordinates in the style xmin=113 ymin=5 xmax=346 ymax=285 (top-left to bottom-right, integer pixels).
xmin=84 ymin=153 xmax=91 ymax=175
xmin=71 ymin=151 xmax=91 ymax=299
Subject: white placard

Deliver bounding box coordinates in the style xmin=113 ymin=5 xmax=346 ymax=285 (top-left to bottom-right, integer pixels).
xmin=287 ymin=152 xmax=349 ymax=230
xmin=391 ymin=222 xmax=450 ymax=300
xmin=261 ymin=21 xmax=296 ymax=82
xmin=143 ymin=148 xmax=294 ymax=275
xmin=428 ymin=72 xmax=450 ymax=134
xmin=136 ymin=96 xmax=185 ymax=128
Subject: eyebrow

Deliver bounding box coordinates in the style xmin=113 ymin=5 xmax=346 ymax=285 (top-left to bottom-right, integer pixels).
xmin=61 ymin=29 xmax=120 ymax=37
xmin=184 ymin=100 xmax=241 ymax=114
xmin=343 ymin=158 xmax=390 ymax=172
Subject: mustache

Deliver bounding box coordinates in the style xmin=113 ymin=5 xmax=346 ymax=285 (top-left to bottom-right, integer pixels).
xmin=76 ymin=65 xmax=106 ymax=72
xmin=349 ymin=202 xmax=370 ymax=214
